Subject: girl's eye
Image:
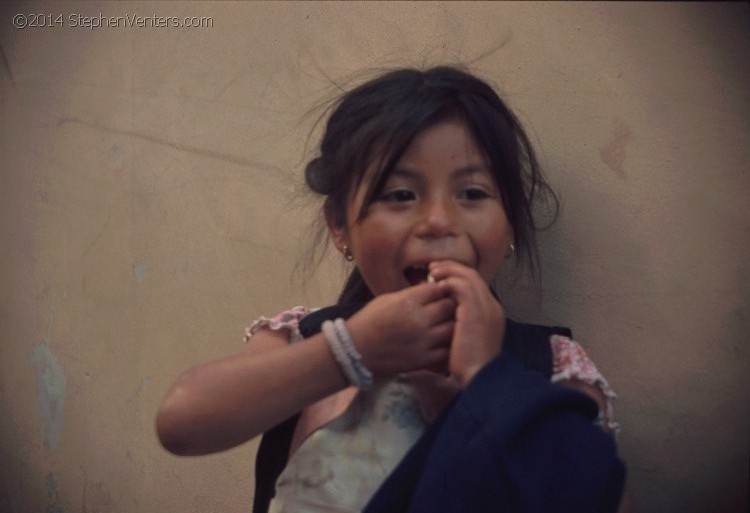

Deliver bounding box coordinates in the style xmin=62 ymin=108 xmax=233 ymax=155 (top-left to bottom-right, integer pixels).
xmin=380 ymin=189 xmax=415 ymax=203
xmin=458 ymin=187 xmax=491 ymax=201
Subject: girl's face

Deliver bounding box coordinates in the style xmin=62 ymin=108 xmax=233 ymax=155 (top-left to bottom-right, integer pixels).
xmin=329 ymin=120 xmax=512 ymax=296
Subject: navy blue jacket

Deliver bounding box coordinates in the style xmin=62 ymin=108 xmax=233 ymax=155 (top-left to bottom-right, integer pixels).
xmin=253 ymin=304 xmax=625 ymax=512
xmin=364 ymin=353 xmax=625 ymax=512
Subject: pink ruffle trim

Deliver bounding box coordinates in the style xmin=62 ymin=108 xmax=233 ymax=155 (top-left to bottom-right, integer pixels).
xmin=550 ymin=334 xmax=620 ymax=436
xmin=244 ymin=306 xmax=314 ymax=344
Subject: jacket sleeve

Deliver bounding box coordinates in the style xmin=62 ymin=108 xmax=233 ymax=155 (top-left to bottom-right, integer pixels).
xmin=366 ymin=353 xmax=626 ymax=513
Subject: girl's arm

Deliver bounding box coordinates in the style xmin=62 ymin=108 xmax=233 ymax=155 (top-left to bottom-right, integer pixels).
xmin=157 ymin=282 xmax=455 ymax=456
xmin=155 ymin=328 xmax=348 ymax=456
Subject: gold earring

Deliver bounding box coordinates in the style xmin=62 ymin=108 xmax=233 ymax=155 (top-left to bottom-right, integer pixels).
xmin=342 ymin=245 xmax=354 ymax=262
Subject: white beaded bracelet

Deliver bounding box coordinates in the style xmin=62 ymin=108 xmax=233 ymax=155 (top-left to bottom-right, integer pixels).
xmin=321 ymin=318 xmax=374 ymax=389
xmin=333 ymin=318 xmax=373 ymax=389
xmin=321 ymin=320 xmax=356 ymax=384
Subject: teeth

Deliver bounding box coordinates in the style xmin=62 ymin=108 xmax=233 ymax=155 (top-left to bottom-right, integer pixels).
xmin=412 ymin=264 xmax=434 ymax=283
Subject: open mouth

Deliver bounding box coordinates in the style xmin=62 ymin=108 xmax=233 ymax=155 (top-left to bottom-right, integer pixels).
xmin=404 ymin=264 xmax=435 ymax=286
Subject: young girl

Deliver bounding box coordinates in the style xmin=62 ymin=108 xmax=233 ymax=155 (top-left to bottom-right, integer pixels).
xmin=156 ymin=66 xmax=626 ymax=512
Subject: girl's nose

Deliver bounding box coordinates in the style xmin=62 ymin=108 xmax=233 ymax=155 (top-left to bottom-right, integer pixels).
xmin=414 ymin=197 xmax=459 ymax=239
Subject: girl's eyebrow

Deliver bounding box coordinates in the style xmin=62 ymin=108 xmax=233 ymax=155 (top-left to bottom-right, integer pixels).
xmin=390 ymin=164 xmax=490 ymax=181
xmin=451 ymin=164 xmax=491 ymax=180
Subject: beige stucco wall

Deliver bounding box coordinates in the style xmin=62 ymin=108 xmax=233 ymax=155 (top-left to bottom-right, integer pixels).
xmin=1 ymin=1 xmax=747 ymax=511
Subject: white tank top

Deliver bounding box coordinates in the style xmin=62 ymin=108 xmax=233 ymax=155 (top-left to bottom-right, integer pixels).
xmin=269 ymin=377 xmax=425 ymax=513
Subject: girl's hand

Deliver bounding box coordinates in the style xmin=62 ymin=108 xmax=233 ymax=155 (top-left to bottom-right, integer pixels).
xmin=346 ymin=282 xmax=455 ymax=376
xmin=406 ymin=370 xmax=461 ymax=425
xmin=429 ymin=260 xmax=506 ymax=388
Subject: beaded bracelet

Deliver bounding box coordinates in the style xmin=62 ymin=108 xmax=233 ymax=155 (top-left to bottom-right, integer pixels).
xmin=333 ymin=318 xmax=374 ymax=389
xmin=321 ymin=318 xmax=374 ymax=389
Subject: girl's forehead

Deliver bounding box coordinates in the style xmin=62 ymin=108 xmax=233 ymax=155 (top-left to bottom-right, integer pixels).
xmin=399 ymin=121 xmax=484 ymax=164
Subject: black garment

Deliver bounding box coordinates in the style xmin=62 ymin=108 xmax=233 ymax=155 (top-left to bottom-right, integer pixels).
xmin=252 ymin=302 xmax=583 ymax=513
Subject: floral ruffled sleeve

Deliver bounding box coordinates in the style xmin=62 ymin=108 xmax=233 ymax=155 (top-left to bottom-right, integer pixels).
xmin=244 ymin=306 xmax=316 ymax=344
xmin=550 ymin=335 xmax=620 ymax=436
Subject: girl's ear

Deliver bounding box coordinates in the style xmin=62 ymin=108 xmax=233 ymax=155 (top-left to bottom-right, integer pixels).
xmin=324 ymin=198 xmax=348 ymax=253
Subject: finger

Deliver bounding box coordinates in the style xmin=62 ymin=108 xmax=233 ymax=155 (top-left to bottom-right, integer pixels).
xmin=440 ymin=277 xmax=504 ymax=323
xmin=427 ymin=320 xmax=455 ymax=347
xmin=425 ymin=347 xmax=450 ymax=368
xmin=436 ymin=275 xmax=481 ymax=306
xmin=429 ymin=260 xmax=484 ymax=284
xmin=402 ymin=280 xmax=451 ymax=305
xmin=422 ymin=296 xmax=458 ymax=324
xmin=431 ymin=263 xmax=501 ymax=310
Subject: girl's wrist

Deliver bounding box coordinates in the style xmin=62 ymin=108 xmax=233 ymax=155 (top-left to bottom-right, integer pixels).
xmin=321 ymin=318 xmax=374 ymax=389
xmin=453 ymin=365 xmax=482 ymax=389
xmin=452 ymin=344 xmax=502 ymax=388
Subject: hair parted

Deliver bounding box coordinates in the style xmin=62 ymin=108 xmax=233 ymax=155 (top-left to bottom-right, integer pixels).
xmin=304 ymin=65 xmax=558 ymax=305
